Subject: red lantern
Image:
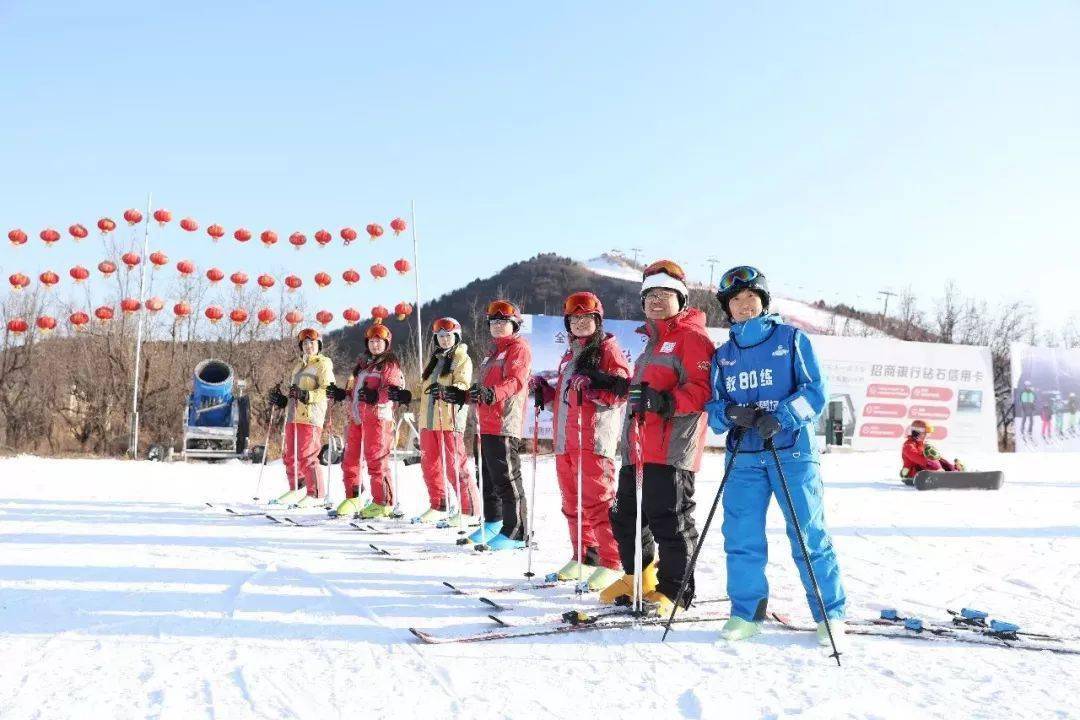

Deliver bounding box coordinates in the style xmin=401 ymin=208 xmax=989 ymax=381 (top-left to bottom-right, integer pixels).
xmin=343 ymin=307 xmax=361 ymax=326
xmin=366 ymin=223 xmax=384 ymax=241
xmin=342 ymin=268 xmax=360 ymax=285
xmin=180 ymin=217 xmax=199 ymax=232
xmin=123 ymin=209 xmax=143 ymax=225
xmin=285 ymin=310 xmax=303 ymax=327
xmin=97 ymin=217 xmax=116 ymax=235
xmin=205 ymin=306 xmax=224 ymax=324
xmin=40 ymin=228 xmax=61 ymax=246
xmin=230 ymin=271 xmax=249 ymax=289
xmin=98 ymin=260 xmax=117 ymax=277
xmin=120 ymin=298 xmax=141 ymax=315
xmin=289 ymin=232 xmax=307 ymax=251
xmin=149 ymin=251 xmax=169 ymax=269
xmin=314 ymin=229 xmax=332 ymax=247
xmin=94 ymin=306 xmax=114 ymax=323
xmin=176 ymin=260 xmax=196 ymax=277
xmin=340 ymin=227 xmax=358 ymax=245
xmin=153 ymin=209 xmax=172 ymax=226
xmin=38 ymin=271 xmax=60 ymax=289
xmin=173 ymin=301 xmax=192 ymax=318
xmin=69 ymin=265 xmax=90 ymax=283
xmin=315 ymin=310 xmax=333 ymax=327
xmin=206 ymin=267 xmax=224 ymax=284
xmin=68 ymin=224 xmax=88 ymax=241
xmin=69 ymin=311 xmax=89 ymax=330
xmin=260 ymin=230 xmax=278 ymax=247
xmin=9 ymin=273 xmax=30 ymax=291
xmin=284 ymin=275 xmax=302 ymax=292
xmin=207 ymin=224 xmax=225 ymax=242
xmin=390 ymin=217 xmax=407 ymax=235
xmin=394 ymin=302 xmax=413 ymax=321
xmin=257 ymin=274 xmax=276 ymax=291
xmin=230 ymin=308 xmax=249 ymax=325
xmin=121 ymin=252 xmax=141 ymax=270
xmin=36 ymin=316 xmax=57 ymax=334
xmin=314 ymin=272 xmax=331 ymax=289
xmin=257 ymin=308 xmax=276 ymax=325
xmin=370 ymin=264 xmax=388 ymax=281
xmin=394 ymin=258 xmax=411 ymax=275
xmin=8 ymin=229 xmax=28 ymax=246
xmin=145 ymin=297 xmax=165 ymax=313
xmin=6 ymin=318 xmax=28 ymax=335
xmin=234 ymin=227 xmax=252 ymax=243
xmin=371 ymin=305 xmax=390 ymax=324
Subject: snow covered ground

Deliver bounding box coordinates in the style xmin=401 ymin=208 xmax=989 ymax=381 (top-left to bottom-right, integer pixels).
xmin=1 ymin=450 xmax=1078 ymax=720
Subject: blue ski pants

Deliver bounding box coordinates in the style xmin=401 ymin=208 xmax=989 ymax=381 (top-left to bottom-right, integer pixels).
xmin=721 ymin=457 xmax=846 ymax=622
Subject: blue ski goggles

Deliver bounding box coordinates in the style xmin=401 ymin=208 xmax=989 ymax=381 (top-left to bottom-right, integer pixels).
xmin=718 ymin=265 xmax=762 ymax=293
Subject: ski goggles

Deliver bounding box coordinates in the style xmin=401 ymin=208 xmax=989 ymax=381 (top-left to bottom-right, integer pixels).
xmin=642 ymin=259 xmax=686 ymax=282
xmin=297 ymin=328 xmax=320 ymax=342
xmin=718 ymin=265 xmax=762 ymax=293
xmin=431 ymin=317 xmax=461 ymax=334
xmin=365 ymin=324 xmax=392 ymax=341
xmin=486 ymin=300 xmax=519 ymax=319
xmin=563 ymin=291 xmax=602 ymax=317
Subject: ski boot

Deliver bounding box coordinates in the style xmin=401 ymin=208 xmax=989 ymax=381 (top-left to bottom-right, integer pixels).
xmin=483 ymin=533 xmax=526 ymax=551
xmin=586 ymin=566 xmax=623 ymax=593
xmin=466 ymin=520 xmax=503 ymax=544
xmin=359 ymin=501 xmax=393 ymax=519
xmin=554 ymin=559 xmax=591 ymax=582
xmin=293 ymin=494 xmax=324 ymax=509
xmin=273 ymin=488 xmax=307 ymax=506
xmin=720 ymin=617 xmax=761 ymax=641
xmin=442 ymin=512 xmax=478 ymax=527
xmin=599 ymin=561 xmax=658 ymax=605
xmin=334 ymin=497 xmax=364 ymax=518
xmin=817 ymin=620 xmax=847 ymax=647
xmin=642 ymin=590 xmax=676 ymax=617
xmin=415 ymin=507 xmax=448 ymax=524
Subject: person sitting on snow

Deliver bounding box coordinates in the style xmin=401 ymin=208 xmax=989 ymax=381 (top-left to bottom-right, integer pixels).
xmin=900 ymin=420 xmax=964 ymax=484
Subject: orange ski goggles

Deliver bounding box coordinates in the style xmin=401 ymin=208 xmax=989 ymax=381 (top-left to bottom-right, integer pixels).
xmin=563 ymin=291 xmax=603 ymax=317
xmin=642 ymin=259 xmax=686 ymax=282
xmin=297 ymin=327 xmax=320 ymax=342
xmin=365 ymin=324 xmax=392 ymax=341
xmin=486 ymin=300 xmax=520 ymax=319
xmin=432 ymin=317 xmax=461 ymax=334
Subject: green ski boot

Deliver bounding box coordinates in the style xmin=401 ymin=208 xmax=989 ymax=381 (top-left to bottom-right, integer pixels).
xmin=817 ymin=620 xmax=846 ymax=647
xmin=359 ymin=501 xmax=393 ymax=519
xmin=273 ymin=488 xmax=307 ymax=506
xmin=586 ymin=566 xmax=623 ymax=592
xmin=720 ymin=617 xmax=762 ymax=641
xmin=334 ymin=497 xmax=364 ymax=518
xmin=293 ymin=494 xmax=324 ymax=509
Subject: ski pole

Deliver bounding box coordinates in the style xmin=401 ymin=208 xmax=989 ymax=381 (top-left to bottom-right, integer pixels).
xmin=390 ymin=416 xmax=403 ymax=518
xmin=472 ymin=401 xmax=489 ymax=549
xmin=766 ymin=437 xmax=843 ymax=666
xmin=575 ymin=387 xmax=585 ymax=594
xmin=662 ymin=428 xmax=744 ymax=641
xmin=322 ymin=402 xmax=335 ymax=509
xmin=253 ymin=404 xmax=277 ymax=502
xmin=525 ymin=403 xmax=540 ymax=580
xmin=633 ymin=411 xmax=645 ymax=617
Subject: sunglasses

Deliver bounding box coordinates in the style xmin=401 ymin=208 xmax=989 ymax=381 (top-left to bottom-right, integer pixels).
xmin=718 ymin=266 xmax=761 ymax=293
xmin=563 ymin=291 xmax=602 ymax=316
xmin=642 ymin=259 xmax=686 ymax=282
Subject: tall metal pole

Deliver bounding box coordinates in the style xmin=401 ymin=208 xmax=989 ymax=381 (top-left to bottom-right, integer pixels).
xmin=411 ymin=200 xmax=423 ymax=373
xmin=128 ymin=193 xmax=153 ymax=457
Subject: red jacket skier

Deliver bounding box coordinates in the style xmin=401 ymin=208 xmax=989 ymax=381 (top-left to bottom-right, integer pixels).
xmin=532 ymin=291 xmax=631 ymax=590
xmin=329 ymin=323 xmax=410 ymax=518
xmin=900 ymin=420 xmax=963 ymax=483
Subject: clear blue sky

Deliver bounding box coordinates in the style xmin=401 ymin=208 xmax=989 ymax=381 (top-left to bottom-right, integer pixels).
xmin=3 ymin=1 xmax=1079 ymax=332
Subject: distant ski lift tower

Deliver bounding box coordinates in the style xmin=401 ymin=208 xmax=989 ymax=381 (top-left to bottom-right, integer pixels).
xmin=878 ymin=289 xmax=898 ymax=318
xmin=706 ymin=257 xmax=723 ymax=290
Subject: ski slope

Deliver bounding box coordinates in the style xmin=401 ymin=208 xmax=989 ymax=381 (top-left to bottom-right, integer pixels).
xmin=1 ymin=450 xmax=1078 ymax=719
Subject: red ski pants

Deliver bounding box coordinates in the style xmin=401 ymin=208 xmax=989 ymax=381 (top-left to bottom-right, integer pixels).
xmin=555 ymin=451 xmax=619 ymax=569
xmin=342 ymin=419 xmax=395 ymax=505
xmin=419 ymin=429 xmax=479 ymax=514
xmin=283 ymin=422 xmax=325 ymax=498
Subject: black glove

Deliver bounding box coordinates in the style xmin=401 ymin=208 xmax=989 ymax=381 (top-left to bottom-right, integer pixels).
xmin=357 ymin=385 xmax=379 ymax=404
xmin=441 ymin=385 xmax=469 ymax=405
xmin=754 ymin=413 xmax=781 ymax=440
xmin=579 ymin=368 xmax=631 ymax=397
xmin=268 ymin=386 xmax=288 ymax=409
xmin=724 ymin=404 xmax=762 ymax=429
xmin=288 ymin=384 xmax=310 ymax=404
xmin=327 ymin=382 xmax=348 ymax=402
xmin=387 ymin=386 xmax=412 ymax=404
xmin=469 ymin=383 xmax=496 ymax=405
xmin=627 ymin=384 xmax=674 ymax=419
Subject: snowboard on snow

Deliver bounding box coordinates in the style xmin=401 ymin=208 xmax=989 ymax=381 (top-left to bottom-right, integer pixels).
xmin=913 ymin=470 xmax=1004 ymax=491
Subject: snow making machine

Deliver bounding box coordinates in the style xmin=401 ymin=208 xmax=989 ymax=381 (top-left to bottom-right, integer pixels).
xmin=181 ymin=359 xmax=251 ymax=461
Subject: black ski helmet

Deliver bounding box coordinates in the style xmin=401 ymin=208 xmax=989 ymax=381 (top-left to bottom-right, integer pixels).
xmin=716 ymin=265 xmax=770 ymax=320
